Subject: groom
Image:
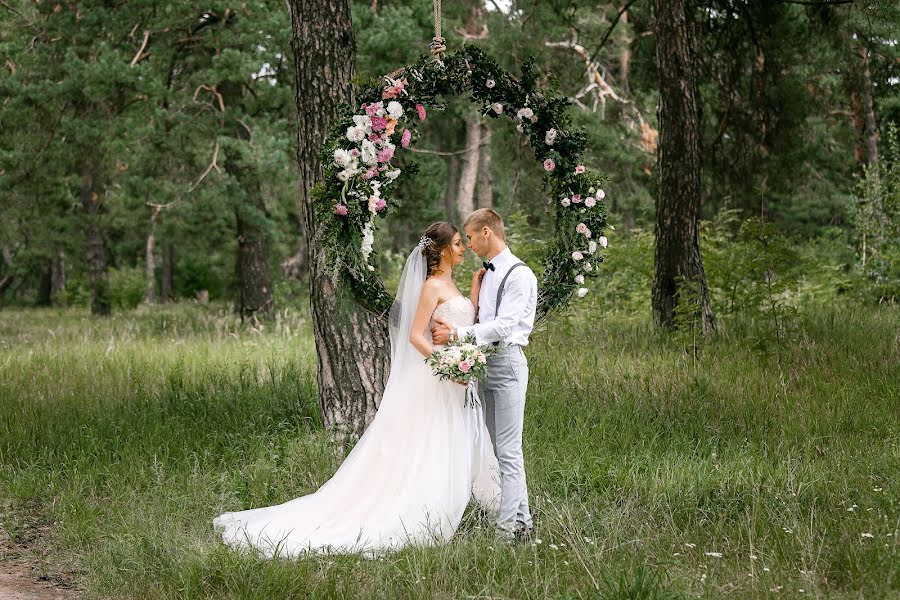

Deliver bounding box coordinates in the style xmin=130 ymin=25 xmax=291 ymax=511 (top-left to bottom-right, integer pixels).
xmin=431 ymin=208 xmax=537 ymax=542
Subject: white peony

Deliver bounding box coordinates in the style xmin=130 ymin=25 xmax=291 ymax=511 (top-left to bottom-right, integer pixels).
xmin=577 ymin=287 xmax=589 ymax=298
xmin=516 ymin=107 xmax=534 ymax=120
xmin=387 ymin=101 xmax=404 ymax=119
xmin=491 ymin=102 xmax=503 ymax=114
xmin=346 ymin=126 xmax=365 ymax=142
xmin=585 ymin=197 xmax=596 ymax=208
xmin=583 ymin=261 xmax=593 ymax=272
xmin=361 ymin=139 xmax=377 ymax=165
xmin=572 ymin=251 xmax=584 ymax=261
xmin=596 ymin=188 xmax=606 ymax=200
xmin=333 ymin=148 xmax=351 ymax=168
xmin=575 ymin=274 xmax=585 ymax=284
xmin=599 ymin=235 xmax=608 ymax=248
xmin=545 ymin=128 xmax=557 ymax=146
xmin=588 ymin=240 xmax=597 ymax=254
xmin=385 ymin=168 xmax=401 ymax=181
xmin=561 ymin=197 xmax=571 ymax=207
xmin=337 ymin=169 xmax=354 ymax=182
xmin=352 ymin=114 xmax=371 ymax=128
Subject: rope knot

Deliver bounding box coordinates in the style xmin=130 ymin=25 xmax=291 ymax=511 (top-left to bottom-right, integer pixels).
xmin=430 ymin=36 xmax=446 ymax=58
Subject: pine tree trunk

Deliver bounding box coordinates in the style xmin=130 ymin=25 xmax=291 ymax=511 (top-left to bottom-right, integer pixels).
xmin=289 ymin=0 xmax=390 ymax=444
xmin=651 ymin=0 xmax=714 ymax=333
xmin=161 ymin=242 xmax=174 ymax=303
xmin=220 ymin=81 xmax=274 ymax=321
xmin=858 ymin=45 xmax=879 ymax=170
xmin=456 ymin=114 xmax=481 ymax=221
xmin=51 ymin=250 xmax=66 ymax=307
xmin=37 ymin=260 xmax=52 ymax=306
xmin=476 ymin=121 xmax=493 ymax=209
xmin=444 ymin=154 xmax=460 ymax=219
xmin=620 ymin=10 xmax=631 ymax=93
xmin=80 ymin=164 xmax=110 ymax=316
xmin=145 ymin=207 xmax=158 ymax=305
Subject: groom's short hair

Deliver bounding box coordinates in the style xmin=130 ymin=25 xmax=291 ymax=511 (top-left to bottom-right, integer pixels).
xmin=464 ymin=208 xmax=505 ymax=240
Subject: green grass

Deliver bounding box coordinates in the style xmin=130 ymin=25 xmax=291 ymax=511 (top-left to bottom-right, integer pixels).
xmin=0 ymin=300 xmax=898 ymax=598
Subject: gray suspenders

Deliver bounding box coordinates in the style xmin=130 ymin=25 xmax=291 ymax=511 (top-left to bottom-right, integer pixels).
xmin=490 ymin=262 xmax=527 ymax=347
xmin=495 ymin=262 xmax=527 ymax=313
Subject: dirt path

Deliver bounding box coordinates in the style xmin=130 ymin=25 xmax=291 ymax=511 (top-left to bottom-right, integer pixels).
xmin=0 ymin=520 xmax=80 ymax=599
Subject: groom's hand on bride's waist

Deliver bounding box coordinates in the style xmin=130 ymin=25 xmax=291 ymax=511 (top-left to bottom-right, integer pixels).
xmin=431 ymin=318 xmax=452 ymax=345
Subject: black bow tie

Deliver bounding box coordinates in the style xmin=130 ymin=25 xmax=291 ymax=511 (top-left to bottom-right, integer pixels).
xmin=483 ymin=261 xmax=495 ymax=271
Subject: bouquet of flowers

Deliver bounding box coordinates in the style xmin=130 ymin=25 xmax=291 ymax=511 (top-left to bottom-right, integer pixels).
xmin=426 ymin=334 xmax=496 ymax=405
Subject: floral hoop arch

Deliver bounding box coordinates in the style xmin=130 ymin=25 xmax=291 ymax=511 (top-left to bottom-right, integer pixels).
xmin=312 ymin=45 xmax=610 ymax=320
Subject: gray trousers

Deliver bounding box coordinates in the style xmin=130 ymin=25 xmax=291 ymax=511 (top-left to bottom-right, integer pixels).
xmin=478 ymin=345 xmax=532 ymax=533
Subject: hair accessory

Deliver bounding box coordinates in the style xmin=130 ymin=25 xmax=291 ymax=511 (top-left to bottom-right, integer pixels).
xmin=418 ymin=235 xmax=433 ymax=249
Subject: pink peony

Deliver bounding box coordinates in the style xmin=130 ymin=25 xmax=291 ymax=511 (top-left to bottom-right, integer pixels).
xmin=368 ymin=133 xmax=382 ymax=143
xmin=458 ymin=360 xmax=471 ymax=373
xmin=572 ymin=194 xmax=582 ymax=203
xmin=416 ymin=103 xmax=427 ymax=121
xmin=543 ymin=158 xmax=555 ymax=172
xmin=596 ymin=188 xmax=606 ymax=200
xmin=375 ymin=198 xmax=387 ymax=211
xmin=364 ymin=102 xmax=381 ymax=117
xmin=335 ymin=204 xmax=348 ymax=216
xmin=585 ymin=197 xmax=596 ymax=208
xmin=370 ymin=116 xmax=387 ymax=132
xmin=377 ymin=146 xmax=394 ymax=163
xmin=576 ymin=223 xmax=588 ymax=235
xmin=401 ymin=129 xmax=412 ymax=148
xmin=349 ymin=148 xmax=360 ymax=158
xmin=575 ymin=165 xmax=586 ymax=174
xmin=362 ymin=167 xmax=378 ymax=180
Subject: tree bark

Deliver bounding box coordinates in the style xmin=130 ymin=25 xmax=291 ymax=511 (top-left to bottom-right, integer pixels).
xmin=620 ymin=10 xmax=631 ymax=93
xmin=220 ymin=80 xmax=274 ymax=321
xmin=456 ymin=113 xmax=481 ymax=221
xmin=37 ymin=260 xmax=52 ymax=306
xmin=476 ymin=121 xmax=493 ymax=209
xmin=444 ymin=153 xmax=460 ymax=219
xmin=51 ymin=249 xmax=66 ymax=306
xmin=145 ymin=206 xmax=158 ymax=305
xmin=858 ymin=45 xmax=879 ymax=170
xmin=80 ymin=164 xmax=110 ymax=316
xmin=161 ymin=242 xmax=174 ymax=303
xmin=289 ymin=0 xmax=390 ymax=443
xmin=651 ymin=0 xmax=714 ymax=333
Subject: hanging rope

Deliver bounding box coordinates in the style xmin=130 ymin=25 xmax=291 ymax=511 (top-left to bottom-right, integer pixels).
xmin=430 ymin=0 xmax=446 ymax=58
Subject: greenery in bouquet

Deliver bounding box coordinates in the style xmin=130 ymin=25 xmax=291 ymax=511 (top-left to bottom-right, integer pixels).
xmin=426 ymin=334 xmax=497 ymax=397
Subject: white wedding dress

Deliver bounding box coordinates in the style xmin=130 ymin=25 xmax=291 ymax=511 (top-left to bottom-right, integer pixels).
xmin=213 ymin=294 xmax=501 ymax=557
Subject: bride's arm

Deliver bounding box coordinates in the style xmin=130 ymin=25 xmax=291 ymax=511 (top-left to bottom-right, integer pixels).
xmin=409 ymin=280 xmax=441 ymax=359
xmin=470 ymin=267 xmax=486 ymax=319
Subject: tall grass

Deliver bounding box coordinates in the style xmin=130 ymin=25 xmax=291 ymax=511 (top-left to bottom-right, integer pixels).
xmin=0 ymin=299 xmax=898 ymax=598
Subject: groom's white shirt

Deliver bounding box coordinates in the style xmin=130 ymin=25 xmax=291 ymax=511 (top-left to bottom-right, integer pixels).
xmin=456 ymin=247 xmax=537 ymax=347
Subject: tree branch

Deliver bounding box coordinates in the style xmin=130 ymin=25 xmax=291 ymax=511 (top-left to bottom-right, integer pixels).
xmin=189 ymin=141 xmax=221 ymax=191
xmin=588 ymin=0 xmax=641 ymax=65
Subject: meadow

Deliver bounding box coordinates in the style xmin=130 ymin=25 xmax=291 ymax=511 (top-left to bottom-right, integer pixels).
xmin=0 ymin=291 xmax=898 ymax=598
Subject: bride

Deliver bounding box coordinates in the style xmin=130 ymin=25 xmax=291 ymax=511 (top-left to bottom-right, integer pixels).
xmin=213 ymin=221 xmax=501 ymax=557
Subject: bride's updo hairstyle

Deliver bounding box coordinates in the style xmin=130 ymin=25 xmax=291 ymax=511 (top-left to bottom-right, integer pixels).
xmin=421 ymin=221 xmax=459 ymax=277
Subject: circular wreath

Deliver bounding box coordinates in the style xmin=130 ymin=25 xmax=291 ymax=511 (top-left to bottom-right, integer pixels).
xmin=312 ymin=45 xmax=610 ymax=320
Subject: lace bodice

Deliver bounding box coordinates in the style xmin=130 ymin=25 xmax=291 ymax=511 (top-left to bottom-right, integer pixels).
xmin=431 ymin=295 xmax=475 ymax=329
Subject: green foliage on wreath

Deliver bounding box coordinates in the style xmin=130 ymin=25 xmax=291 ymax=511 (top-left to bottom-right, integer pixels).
xmin=315 ymin=45 xmax=609 ymax=320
